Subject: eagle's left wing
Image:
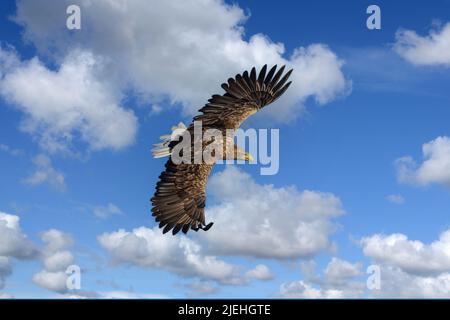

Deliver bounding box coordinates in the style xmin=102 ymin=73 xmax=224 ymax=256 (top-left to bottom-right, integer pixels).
xmin=151 ymin=160 xmax=213 ymax=235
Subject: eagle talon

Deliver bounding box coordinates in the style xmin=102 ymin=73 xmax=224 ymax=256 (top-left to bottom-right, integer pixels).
xmin=202 ymin=222 xmax=214 ymax=231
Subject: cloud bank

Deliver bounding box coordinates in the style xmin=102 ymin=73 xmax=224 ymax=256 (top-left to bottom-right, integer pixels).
xmin=0 ymin=48 xmax=137 ymax=154
xmin=202 ymin=166 xmax=344 ymax=259
xmin=12 ymin=0 xmax=350 ymax=125
xmin=99 ymin=226 xmax=249 ymax=285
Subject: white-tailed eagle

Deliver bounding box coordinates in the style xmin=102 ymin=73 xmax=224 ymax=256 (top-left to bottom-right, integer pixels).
xmin=151 ymin=65 xmax=292 ymax=235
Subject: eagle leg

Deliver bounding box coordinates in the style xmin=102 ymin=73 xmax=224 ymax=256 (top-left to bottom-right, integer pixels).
xmin=191 ymin=222 xmax=214 ymax=232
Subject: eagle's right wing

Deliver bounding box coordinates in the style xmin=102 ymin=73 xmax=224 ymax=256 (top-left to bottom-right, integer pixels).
xmin=190 ymin=64 xmax=293 ymax=131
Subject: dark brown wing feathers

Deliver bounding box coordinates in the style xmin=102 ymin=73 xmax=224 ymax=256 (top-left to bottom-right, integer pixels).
xmin=193 ymin=64 xmax=292 ymax=130
xmin=151 ymin=159 xmax=212 ymax=235
xmin=151 ymin=65 xmax=292 ymax=235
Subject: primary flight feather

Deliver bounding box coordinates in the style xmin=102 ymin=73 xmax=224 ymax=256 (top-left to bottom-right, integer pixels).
xmin=151 ymin=65 xmax=293 ymax=235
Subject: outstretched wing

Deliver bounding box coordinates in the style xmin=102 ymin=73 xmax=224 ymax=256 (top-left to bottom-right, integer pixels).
xmin=151 ymin=160 xmax=214 ymax=235
xmin=191 ymin=64 xmax=292 ymax=131
xmin=151 ymin=65 xmax=293 ymax=235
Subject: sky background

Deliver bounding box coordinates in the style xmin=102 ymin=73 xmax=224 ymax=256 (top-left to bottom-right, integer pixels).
xmin=1 ymin=0 xmax=450 ymax=298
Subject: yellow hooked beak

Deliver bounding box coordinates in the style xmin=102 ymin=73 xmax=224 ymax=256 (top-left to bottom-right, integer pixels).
xmin=244 ymin=152 xmax=254 ymax=162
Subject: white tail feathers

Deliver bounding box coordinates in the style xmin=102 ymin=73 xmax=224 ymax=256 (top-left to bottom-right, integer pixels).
xmin=152 ymin=122 xmax=187 ymax=158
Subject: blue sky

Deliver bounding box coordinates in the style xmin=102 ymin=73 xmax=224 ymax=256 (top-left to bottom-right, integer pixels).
xmin=1 ymin=0 xmax=450 ymax=298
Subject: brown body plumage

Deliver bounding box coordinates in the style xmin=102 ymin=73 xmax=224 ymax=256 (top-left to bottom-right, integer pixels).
xmin=151 ymin=65 xmax=293 ymax=235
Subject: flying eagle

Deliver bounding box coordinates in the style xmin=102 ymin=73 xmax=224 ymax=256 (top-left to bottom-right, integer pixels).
xmin=151 ymin=65 xmax=293 ymax=235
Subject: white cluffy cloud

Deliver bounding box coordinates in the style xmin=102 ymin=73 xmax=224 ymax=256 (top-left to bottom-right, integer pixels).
xmin=361 ymin=228 xmax=450 ymax=275
xmin=279 ymin=280 xmax=344 ymax=298
xmin=32 ymin=229 xmax=75 ymax=293
xmin=0 ymin=212 xmax=37 ymax=260
xmin=394 ymin=22 xmax=450 ymax=66
xmin=99 ymin=226 xmax=251 ymax=285
xmin=281 ymin=253 xmax=450 ymax=298
xmin=360 ymin=228 xmax=450 ymax=298
xmin=371 ymin=265 xmax=450 ymax=298
xmin=13 ymin=0 xmax=351 ymax=123
xmin=0 ymin=211 xmax=38 ymax=290
xmin=323 ymin=257 xmax=363 ymax=285
xmin=278 ymin=258 xmax=364 ymax=298
xmin=23 ymin=154 xmax=65 ymax=189
xmin=396 ymin=136 xmax=450 ymax=187
xmin=245 ymin=264 xmax=274 ymax=281
xmin=201 ymin=166 xmax=344 ymax=259
xmin=0 ymin=48 xmax=137 ymax=154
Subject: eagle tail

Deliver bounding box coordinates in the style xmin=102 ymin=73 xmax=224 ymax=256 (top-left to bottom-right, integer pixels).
xmin=152 ymin=122 xmax=187 ymax=158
